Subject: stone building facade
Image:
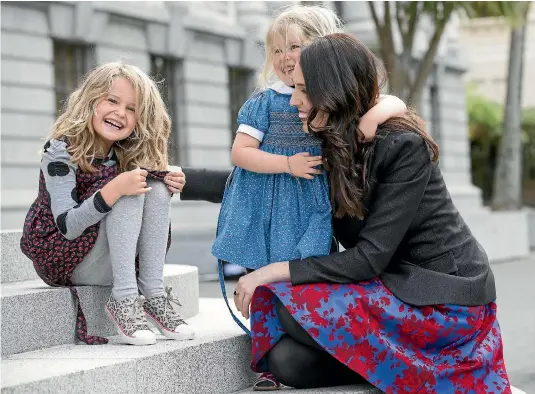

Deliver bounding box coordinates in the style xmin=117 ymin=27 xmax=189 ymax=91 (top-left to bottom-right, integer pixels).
xmin=459 ymin=5 xmax=535 ymax=108
xmin=1 ymin=1 xmax=529 ymax=278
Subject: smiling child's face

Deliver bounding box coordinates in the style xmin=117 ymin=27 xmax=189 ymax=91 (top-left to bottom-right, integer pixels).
xmin=272 ymin=25 xmax=304 ymax=87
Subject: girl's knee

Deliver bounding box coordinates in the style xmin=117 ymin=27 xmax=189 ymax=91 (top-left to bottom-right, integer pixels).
xmin=146 ymin=179 xmax=171 ymax=204
xmin=112 ymin=194 xmax=144 ymax=212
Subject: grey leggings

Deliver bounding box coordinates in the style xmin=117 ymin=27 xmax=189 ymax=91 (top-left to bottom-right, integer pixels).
xmin=71 ymin=178 xmax=171 ymax=300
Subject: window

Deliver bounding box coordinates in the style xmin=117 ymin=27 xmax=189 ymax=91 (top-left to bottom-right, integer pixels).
xmin=53 ymin=41 xmax=89 ymax=116
xmin=228 ymin=67 xmax=255 ymax=144
xmin=150 ymin=55 xmax=179 ymax=162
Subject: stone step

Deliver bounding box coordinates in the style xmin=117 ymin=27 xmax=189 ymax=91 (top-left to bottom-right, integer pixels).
xmin=1 ymin=230 xmax=40 ymax=283
xmin=236 ymin=385 xmax=381 ymax=393
xmin=1 ymin=298 xmax=255 ymax=394
xmin=1 ymin=265 xmax=199 ymax=357
xmin=1 ymin=223 xmax=220 ymax=283
xmin=237 ymin=384 xmax=527 ymax=394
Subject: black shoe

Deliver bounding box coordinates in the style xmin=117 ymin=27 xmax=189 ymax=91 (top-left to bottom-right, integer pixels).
xmin=253 ymin=372 xmax=282 ymax=391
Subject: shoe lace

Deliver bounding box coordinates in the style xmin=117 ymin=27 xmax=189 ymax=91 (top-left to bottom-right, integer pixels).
xmin=163 ymin=287 xmax=185 ymax=325
xmin=128 ymin=296 xmax=148 ymax=327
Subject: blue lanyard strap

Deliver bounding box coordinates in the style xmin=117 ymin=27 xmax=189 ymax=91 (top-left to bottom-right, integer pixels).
xmin=218 ymin=259 xmax=252 ymax=337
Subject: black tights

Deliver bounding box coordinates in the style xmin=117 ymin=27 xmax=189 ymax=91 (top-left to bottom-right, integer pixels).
xmin=265 ymin=298 xmax=366 ymax=389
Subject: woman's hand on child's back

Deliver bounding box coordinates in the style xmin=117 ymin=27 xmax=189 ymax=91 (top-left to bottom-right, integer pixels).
xmin=287 ymin=152 xmax=323 ymax=180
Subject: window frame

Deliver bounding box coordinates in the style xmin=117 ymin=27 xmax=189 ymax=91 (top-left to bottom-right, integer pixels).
xmin=150 ymin=54 xmax=180 ymax=162
xmin=53 ymin=40 xmax=90 ymax=116
xmin=228 ymin=67 xmax=255 ymax=145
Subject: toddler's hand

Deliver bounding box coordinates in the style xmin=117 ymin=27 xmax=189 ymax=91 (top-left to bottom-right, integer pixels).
xmin=165 ymin=170 xmax=186 ymax=194
xmin=358 ymin=117 xmax=379 ymax=141
xmin=114 ymin=167 xmax=150 ymax=196
xmin=287 ymin=152 xmax=323 ymax=180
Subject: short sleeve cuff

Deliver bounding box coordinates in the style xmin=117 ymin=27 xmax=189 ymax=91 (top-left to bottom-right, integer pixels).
xmin=94 ymin=190 xmax=112 ymax=213
xmin=237 ymin=124 xmax=264 ymax=142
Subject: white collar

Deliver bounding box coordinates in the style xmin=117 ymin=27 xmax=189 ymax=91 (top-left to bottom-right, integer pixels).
xmin=270 ymin=81 xmax=294 ymax=95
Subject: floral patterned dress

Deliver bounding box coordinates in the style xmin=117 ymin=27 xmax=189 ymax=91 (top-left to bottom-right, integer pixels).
xmin=250 ymin=279 xmax=511 ymax=394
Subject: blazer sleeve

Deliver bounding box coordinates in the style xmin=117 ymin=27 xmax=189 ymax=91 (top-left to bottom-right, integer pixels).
xmin=180 ymin=167 xmax=231 ymax=203
xmin=289 ymin=132 xmax=433 ymax=285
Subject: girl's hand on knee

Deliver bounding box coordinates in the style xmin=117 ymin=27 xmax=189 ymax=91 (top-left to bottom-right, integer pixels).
xmin=101 ymin=168 xmax=150 ymax=206
xmin=164 ymin=170 xmax=186 ymax=193
xmin=115 ymin=167 xmax=150 ymax=196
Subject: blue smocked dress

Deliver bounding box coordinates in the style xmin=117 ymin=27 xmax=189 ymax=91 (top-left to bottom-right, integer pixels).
xmin=212 ymin=85 xmax=332 ymax=271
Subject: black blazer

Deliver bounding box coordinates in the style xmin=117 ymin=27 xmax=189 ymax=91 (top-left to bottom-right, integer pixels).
xmin=182 ymin=130 xmax=496 ymax=307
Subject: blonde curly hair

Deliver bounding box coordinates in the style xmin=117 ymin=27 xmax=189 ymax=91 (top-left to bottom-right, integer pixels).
xmin=259 ymin=4 xmax=344 ymax=88
xmin=48 ymin=61 xmax=171 ymax=172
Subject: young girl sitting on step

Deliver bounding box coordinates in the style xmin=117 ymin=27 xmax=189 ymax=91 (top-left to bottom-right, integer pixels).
xmin=21 ymin=61 xmax=194 ymax=346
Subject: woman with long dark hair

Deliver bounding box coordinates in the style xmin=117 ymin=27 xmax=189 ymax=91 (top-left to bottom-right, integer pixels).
xmin=181 ymin=33 xmax=511 ymax=393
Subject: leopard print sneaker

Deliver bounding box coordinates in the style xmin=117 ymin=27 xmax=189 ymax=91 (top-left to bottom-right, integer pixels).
xmin=105 ymin=294 xmax=156 ymax=346
xmin=144 ymin=287 xmax=195 ymax=340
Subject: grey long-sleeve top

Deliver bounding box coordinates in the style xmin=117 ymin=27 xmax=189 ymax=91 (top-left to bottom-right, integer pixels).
xmin=42 ymin=139 xmax=112 ymax=240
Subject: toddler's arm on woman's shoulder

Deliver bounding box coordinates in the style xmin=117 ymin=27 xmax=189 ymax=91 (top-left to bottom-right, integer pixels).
xmin=359 ymin=95 xmax=407 ymax=141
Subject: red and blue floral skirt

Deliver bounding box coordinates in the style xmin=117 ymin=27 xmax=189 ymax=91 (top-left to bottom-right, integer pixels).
xmin=250 ymin=278 xmax=511 ymax=394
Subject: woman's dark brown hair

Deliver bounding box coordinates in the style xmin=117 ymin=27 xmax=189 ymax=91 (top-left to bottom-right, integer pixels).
xmin=300 ymin=33 xmax=439 ymax=218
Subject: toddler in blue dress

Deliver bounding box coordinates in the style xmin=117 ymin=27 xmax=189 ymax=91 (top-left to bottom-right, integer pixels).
xmin=214 ymin=6 xmax=406 ymax=271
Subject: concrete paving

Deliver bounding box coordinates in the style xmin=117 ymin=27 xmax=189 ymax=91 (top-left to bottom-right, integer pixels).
xmin=493 ymin=255 xmax=535 ymax=393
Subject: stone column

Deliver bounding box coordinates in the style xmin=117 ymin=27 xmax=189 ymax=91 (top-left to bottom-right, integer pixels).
xmin=430 ymin=15 xmax=487 ymax=213
xmin=236 ymin=1 xmax=271 ymax=41
xmin=338 ymin=2 xmax=381 ymax=50
xmin=167 ymin=2 xmax=239 ymax=168
xmin=433 ymin=60 xmax=487 ymax=213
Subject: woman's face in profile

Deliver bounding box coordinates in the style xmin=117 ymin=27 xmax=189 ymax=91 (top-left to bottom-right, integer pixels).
xmin=290 ymin=62 xmax=327 ymax=133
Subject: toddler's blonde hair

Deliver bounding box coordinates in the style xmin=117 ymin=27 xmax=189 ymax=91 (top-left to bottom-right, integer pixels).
xmin=260 ymin=4 xmax=344 ymax=88
xmin=48 ymin=61 xmax=170 ymax=172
